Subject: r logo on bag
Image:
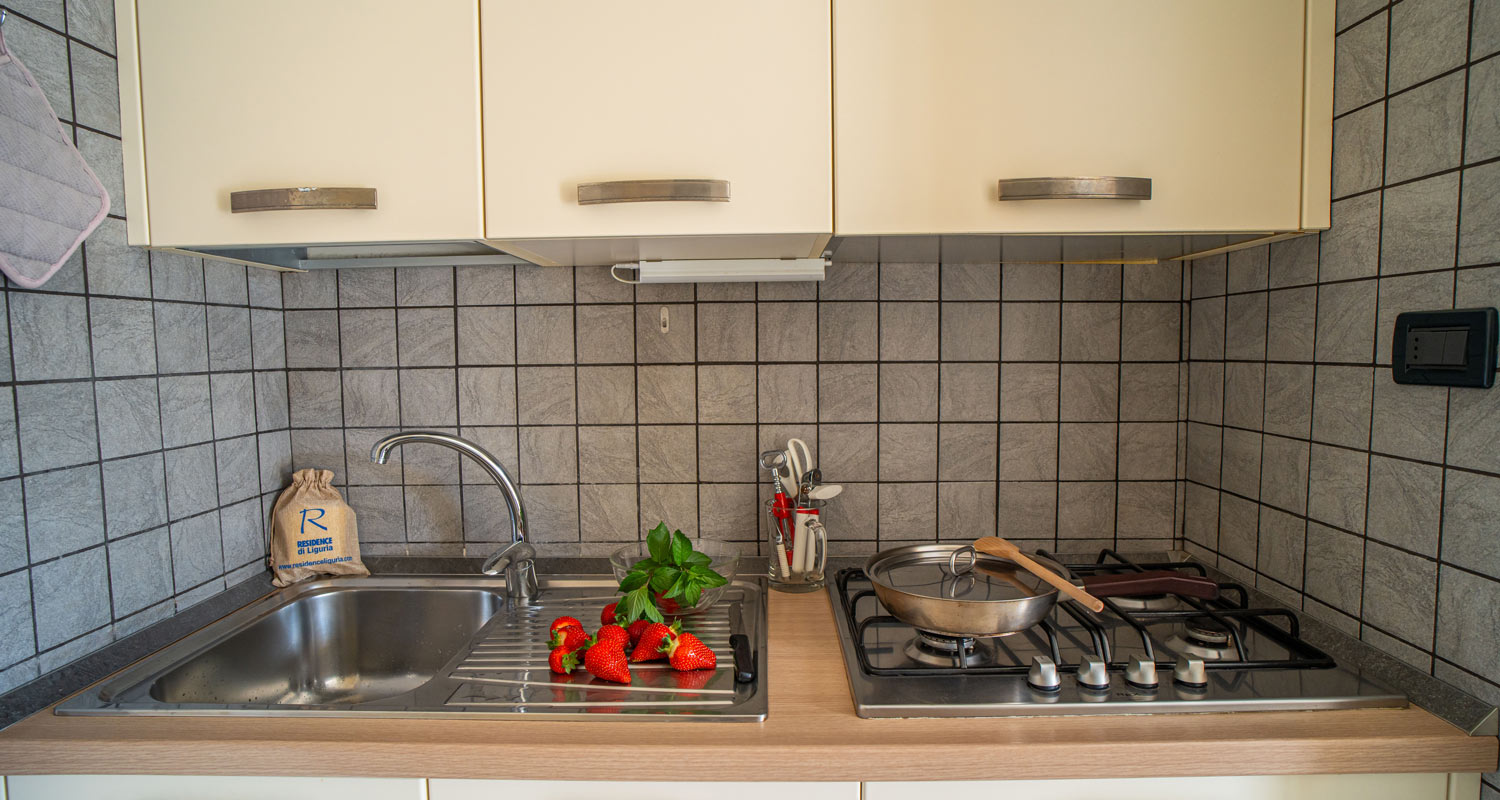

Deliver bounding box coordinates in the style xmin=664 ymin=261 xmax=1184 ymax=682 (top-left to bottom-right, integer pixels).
xmin=300 ymin=508 xmax=329 ymax=533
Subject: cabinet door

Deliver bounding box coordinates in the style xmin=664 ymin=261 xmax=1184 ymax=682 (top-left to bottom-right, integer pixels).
xmin=864 ymin=775 xmax=1454 ymax=800
xmin=480 ymin=1 xmax=832 ymax=244
xmin=430 ymin=780 xmax=860 ymax=800
xmin=133 ymin=0 xmax=484 ymax=247
xmin=835 ymin=0 xmax=1310 ymax=235
xmin=5 ymin=775 xmax=426 ymax=800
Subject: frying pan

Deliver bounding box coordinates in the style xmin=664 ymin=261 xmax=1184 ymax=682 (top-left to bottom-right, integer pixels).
xmin=863 ymin=543 xmax=1218 ymax=638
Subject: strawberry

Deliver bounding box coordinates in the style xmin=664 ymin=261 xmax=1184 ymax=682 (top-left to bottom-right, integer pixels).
xmin=626 ymin=619 xmax=650 ymax=647
xmin=550 ymin=625 xmax=588 ymax=652
xmin=601 ymin=602 xmax=618 ymax=625
xmin=584 ymin=642 xmax=631 ymax=684
xmin=548 ymin=646 xmax=581 ymax=675
xmin=654 ymin=593 xmax=682 ymax=615
xmin=664 ymin=632 xmax=717 ymax=671
xmin=550 ymin=615 xmax=583 ymax=634
xmin=593 ymin=624 xmax=630 ymax=650
xmin=629 ymin=620 xmax=681 ymax=663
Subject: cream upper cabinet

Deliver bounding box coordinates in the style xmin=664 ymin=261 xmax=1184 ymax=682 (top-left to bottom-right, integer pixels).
xmin=480 ymin=1 xmax=834 ymax=267
xmin=833 ymin=0 xmax=1334 ymax=236
xmin=122 ymin=0 xmax=484 ymax=248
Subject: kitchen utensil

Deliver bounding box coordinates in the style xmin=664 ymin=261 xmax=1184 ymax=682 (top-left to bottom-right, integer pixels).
xmin=758 ymin=451 xmax=793 ymax=578
xmin=1081 ymin=570 xmax=1219 ymax=600
xmin=798 ymin=465 xmax=822 ymax=495
xmin=728 ymin=602 xmax=755 ymax=683
xmin=805 ymin=483 xmax=843 ymax=501
xmin=864 ymin=544 xmax=1217 ymax=639
xmin=864 ymin=544 xmax=1071 ymax=637
xmin=783 ymin=438 xmax=812 ymax=498
xmin=973 ymin=536 xmax=1105 ymax=612
xmin=791 ymin=500 xmax=827 ymax=577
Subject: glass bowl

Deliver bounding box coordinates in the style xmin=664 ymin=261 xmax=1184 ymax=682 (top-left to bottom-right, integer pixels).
xmin=609 ymin=539 xmax=739 ymax=617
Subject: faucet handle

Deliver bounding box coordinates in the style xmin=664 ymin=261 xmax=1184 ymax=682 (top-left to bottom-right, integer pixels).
xmin=482 ymin=540 xmax=537 ymax=576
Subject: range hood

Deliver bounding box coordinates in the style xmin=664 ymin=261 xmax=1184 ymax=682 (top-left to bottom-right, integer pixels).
xmin=163 ymin=241 xmax=531 ymax=273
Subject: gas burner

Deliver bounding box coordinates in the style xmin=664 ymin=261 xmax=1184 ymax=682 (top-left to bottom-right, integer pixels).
xmin=905 ymin=631 xmax=991 ymax=668
xmin=1185 ymin=621 xmax=1230 ymax=646
xmin=1163 ymin=635 xmax=1229 ymax=661
xmin=1104 ymin=593 xmax=1181 ymax=612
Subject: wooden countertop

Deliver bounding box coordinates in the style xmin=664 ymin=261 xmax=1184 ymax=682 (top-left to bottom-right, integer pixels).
xmin=0 ymin=589 xmax=1493 ymax=781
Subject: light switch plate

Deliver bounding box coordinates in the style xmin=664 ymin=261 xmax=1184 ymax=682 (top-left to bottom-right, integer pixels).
xmin=1392 ymin=308 xmax=1498 ymax=388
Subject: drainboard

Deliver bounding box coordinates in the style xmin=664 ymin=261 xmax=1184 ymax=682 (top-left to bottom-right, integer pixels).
xmin=445 ymin=594 xmax=742 ymax=710
xmin=56 ymin=575 xmax=768 ymax=722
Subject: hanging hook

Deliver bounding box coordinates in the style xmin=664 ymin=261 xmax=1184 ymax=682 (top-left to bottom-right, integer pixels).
xmin=1 ymin=9 xmax=8 ymax=26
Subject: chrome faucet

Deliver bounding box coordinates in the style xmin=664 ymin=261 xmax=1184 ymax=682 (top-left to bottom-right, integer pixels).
xmin=369 ymin=431 xmax=540 ymax=604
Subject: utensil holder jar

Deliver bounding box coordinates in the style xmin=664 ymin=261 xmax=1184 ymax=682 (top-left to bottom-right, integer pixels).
xmin=764 ymin=498 xmax=827 ymax=592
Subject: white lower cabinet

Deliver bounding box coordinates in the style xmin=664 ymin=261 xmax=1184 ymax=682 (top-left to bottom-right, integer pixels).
xmin=1 ymin=775 xmax=1480 ymax=799
xmin=3 ymin=775 xmax=426 ymax=800
xmin=865 ymin=774 xmax=1477 ymax=800
xmin=429 ymin=780 xmax=860 ymax=800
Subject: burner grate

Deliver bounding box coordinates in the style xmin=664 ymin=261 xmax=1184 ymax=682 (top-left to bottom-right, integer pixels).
xmin=836 ymin=548 xmax=1337 ymax=680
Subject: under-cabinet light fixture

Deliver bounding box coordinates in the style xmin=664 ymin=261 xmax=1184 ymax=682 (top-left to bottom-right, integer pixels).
xmin=611 ymin=258 xmax=827 ymax=284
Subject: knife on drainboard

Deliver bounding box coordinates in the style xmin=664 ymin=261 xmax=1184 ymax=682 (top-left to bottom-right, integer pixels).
xmin=729 ymin=602 xmax=754 ymax=683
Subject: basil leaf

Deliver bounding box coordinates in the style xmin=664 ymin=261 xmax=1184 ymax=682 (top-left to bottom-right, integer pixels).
xmin=683 ymin=584 xmax=703 ymax=607
xmin=670 ymin=531 xmax=693 ymax=566
xmin=633 ymin=558 xmax=659 ymax=572
xmin=621 ymin=585 xmax=662 ymax=624
xmin=665 ymin=573 xmax=690 ymax=599
xmin=647 ymin=526 xmax=670 ymax=563
xmin=684 ymin=551 xmax=712 ymax=567
xmin=698 ymin=569 xmax=729 ymax=588
xmin=650 ymin=566 xmax=680 ymax=594
xmin=619 ymin=571 xmax=649 ymax=592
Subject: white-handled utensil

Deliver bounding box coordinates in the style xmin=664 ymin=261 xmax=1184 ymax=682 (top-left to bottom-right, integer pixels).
xmin=783 ymin=438 xmax=812 ymax=498
xmin=805 ymin=483 xmax=843 ymax=501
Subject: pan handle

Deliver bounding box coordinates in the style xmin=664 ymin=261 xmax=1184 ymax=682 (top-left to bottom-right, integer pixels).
xmin=1081 ymin=571 xmax=1220 ymax=600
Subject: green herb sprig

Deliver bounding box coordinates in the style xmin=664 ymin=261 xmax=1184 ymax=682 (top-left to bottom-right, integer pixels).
xmin=616 ymin=523 xmax=728 ymax=624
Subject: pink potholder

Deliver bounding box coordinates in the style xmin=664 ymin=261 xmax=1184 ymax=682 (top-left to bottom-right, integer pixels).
xmin=0 ymin=22 xmax=110 ymax=289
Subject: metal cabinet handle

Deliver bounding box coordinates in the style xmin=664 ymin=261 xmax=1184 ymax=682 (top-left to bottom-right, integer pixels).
xmin=996 ymin=176 xmax=1151 ymax=201
xmin=230 ymin=187 xmax=378 ymax=213
xmin=577 ymin=179 xmax=729 ymax=205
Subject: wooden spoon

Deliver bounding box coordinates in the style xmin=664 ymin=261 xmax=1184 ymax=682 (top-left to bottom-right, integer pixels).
xmin=973 ymin=536 xmax=1106 ymax=612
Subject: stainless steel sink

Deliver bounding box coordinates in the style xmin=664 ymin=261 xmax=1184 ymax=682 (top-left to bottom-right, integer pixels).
xmin=149 ymin=587 xmax=502 ymax=705
xmin=57 ymin=575 xmax=767 ymax=721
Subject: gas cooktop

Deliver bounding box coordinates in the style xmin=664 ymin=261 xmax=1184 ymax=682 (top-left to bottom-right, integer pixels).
xmin=829 ymin=550 xmax=1406 ymax=718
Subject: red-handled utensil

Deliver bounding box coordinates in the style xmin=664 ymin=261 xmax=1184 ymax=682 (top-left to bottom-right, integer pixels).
xmin=759 ymin=451 xmax=794 ymax=576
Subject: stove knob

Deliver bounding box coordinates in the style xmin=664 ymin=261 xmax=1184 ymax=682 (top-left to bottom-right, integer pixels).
xmin=1076 ymin=654 xmax=1110 ymax=690
xmin=1125 ymin=656 xmax=1159 ymax=689
xmin=1027 ymin=655 xmax=1061 ymax=692
xmin=1174 ymin=656 xmax=1208 ymax=688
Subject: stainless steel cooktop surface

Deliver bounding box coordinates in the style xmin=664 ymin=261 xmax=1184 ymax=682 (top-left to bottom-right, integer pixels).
xmin=829 ymin=550 xmax=1405 ymax=718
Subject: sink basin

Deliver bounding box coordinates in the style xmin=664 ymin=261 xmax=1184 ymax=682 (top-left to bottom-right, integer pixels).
xmin=149 ymin=588 xmax=502 ymax=705
xmin=59 ymin=575 xmax=767 ymax=721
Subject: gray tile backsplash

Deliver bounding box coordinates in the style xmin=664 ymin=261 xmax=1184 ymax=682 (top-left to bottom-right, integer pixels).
xmin=1184 ymin=5 xmax=1500 ymax=781
xmin=286 ymin=256 xmax=1184 ymax=563
xmin=0 ymin=0 xmax=285 ymax=696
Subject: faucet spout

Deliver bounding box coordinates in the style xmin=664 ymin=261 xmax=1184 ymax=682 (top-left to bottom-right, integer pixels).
xmin=369 ymin=431 xmax=539 ymax=603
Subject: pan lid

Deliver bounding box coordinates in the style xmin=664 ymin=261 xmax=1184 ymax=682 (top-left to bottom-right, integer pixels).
xmin=864 ymin=544 xmax=1060 ymax=602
